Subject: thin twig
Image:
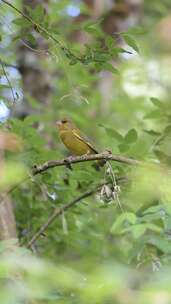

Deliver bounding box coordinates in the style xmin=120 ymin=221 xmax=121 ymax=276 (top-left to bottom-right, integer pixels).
xmin=1 ymin=61 xmax=16 ymax=103
xmin=20 ymin=39 xmax=49 ymax=54
xmin=1 ymin=0 xmax=82 ymax=63
xmin=0 ymin=60 xmax=18 ymax=70
xmin=6 ymin=176 xmax=30 ymax=196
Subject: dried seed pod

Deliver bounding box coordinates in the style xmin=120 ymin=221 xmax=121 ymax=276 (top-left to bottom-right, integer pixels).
xmin=100 ymin=184 xmax=113 ymax=203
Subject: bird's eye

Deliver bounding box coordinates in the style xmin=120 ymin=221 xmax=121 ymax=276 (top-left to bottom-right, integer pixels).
xmin=62 ymin=119 xmax=67 ymax=124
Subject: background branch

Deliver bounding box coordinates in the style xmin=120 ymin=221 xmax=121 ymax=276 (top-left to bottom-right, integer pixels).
xmin=27 ymin=177 xmax=127 ymax=249
xmin=27 ymin=187 xmax=98 ymax=249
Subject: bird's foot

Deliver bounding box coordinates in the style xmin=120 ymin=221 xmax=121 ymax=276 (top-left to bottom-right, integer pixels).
xmin=64 ymin=156 xmax=73 ymax=170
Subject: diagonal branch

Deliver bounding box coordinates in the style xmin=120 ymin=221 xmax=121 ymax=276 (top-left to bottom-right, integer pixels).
xmin=27 ymin=177 xmax=127 ymax=249
xmin=27 ymin=187 xmax=98 ymax=249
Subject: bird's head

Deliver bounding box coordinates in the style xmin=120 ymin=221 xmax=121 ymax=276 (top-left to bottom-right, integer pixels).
xmin=56 ymin=118 xmax=75 ymax=131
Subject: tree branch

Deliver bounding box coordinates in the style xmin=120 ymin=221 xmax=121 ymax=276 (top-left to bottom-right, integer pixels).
xmin=27 ymin=188 xmax=98 ymax=249
xmin=27 ymin=177 xmax=127 ymax=249
xmin=2 ymin=152 xmax=140 ymax=205
xmin=32 ymin=153 xmax=141 ymax=176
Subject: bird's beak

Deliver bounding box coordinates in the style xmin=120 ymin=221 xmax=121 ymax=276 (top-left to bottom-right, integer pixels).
xmin=56 ymin=120 xmax=62 ymax=127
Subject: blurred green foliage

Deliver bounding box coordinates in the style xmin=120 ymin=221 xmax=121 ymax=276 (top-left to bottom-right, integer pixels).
xmin=1 ymin=0 xmax=171 ymax=303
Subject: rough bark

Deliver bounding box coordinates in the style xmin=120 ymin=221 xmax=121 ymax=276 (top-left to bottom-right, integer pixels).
xmin=0 ymin=196 xmax=17 ymax=240
xmin=0 ymin=148 xmax=17 ymax=241
xmin=0 ymin=131 xmax=22 ymax=240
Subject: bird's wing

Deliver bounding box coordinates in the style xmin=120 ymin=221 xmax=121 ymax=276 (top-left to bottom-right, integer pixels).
xmin=72 ymin=129 xmax=98 ymax=154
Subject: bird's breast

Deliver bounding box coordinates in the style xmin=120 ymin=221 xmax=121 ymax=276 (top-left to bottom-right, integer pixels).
xmin=60 ymin=130 xmax=91 ymax=156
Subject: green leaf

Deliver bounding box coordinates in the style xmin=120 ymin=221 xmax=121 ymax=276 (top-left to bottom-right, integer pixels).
xmin=111 ymin=47 xmax=132 ymax=55
xmin=0 ymin=84 xmax=11 ymax=89
xmin=13 ymin=17 xmax=30 ymax=27
xmin=105 ymin=36 xmax=115 ymax=49
xmin=102 ymin=63 xmax=120 ymax=74
xmin=99 ymin=124 xmax=123 ymax=141
xmin=26 ymin=33 xmax=37 ymax=45
xmin=131 ymin=224 xmax=146 ymax=238
xmin=149 ymin=237 xmax=171 ymax=254
xmin=29 ymin=5 xmax=45 ymax=23
xmin=150 ymin=97 xmax=163 ymax=108
xmin=164 ymin=124 xmax=171 ymax=135
xmin=144 ymin=110 xmax=162 ymax=119
xmin=85 ymin=27 xmax=102 ymax=37
xmin=146 ymin=223 xmax=162 ymax=233
xmin=127 ymin=26 xmax=147 ymax=35
xmin=142 ymin=205 xmax=164 ymax=215
xmin=143 ymin=129 xmax=161 ymax=136
xmin=83 ymin=19 xmax=103 ymax=30
xmin=142 ymin=205 xmax=164 ymax=214
xmin=118 ymin=144 xmax=130 ymax=153
xmin=93 ymin=53 xmax=109 ymax=63
xmin=153 ymin=150 xmax=171 ymax=164
xmin=128 ymin=222 xmax=161 ymax=239
xmin=140 ymin=213 xmax=163 ymax=222
xmin=125 ymin=129 xmax=138 ymax=144
xmin=122 ymin=34 xmax=139 ymax=53
xmin=110 ymin=212 xmax=137 ymax=234
xmin=83 ymin=19 xmax=103 ymax=37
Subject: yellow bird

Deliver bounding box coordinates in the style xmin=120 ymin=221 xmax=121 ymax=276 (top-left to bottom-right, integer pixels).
xmin=56 ymin=118 xmax=98 ymax=156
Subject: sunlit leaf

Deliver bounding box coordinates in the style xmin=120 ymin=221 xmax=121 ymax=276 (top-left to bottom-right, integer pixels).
xmin=122 ymin=34 xmax=140 ymax=53
xmin=0 ymin=162 xmax=27 ymax=189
